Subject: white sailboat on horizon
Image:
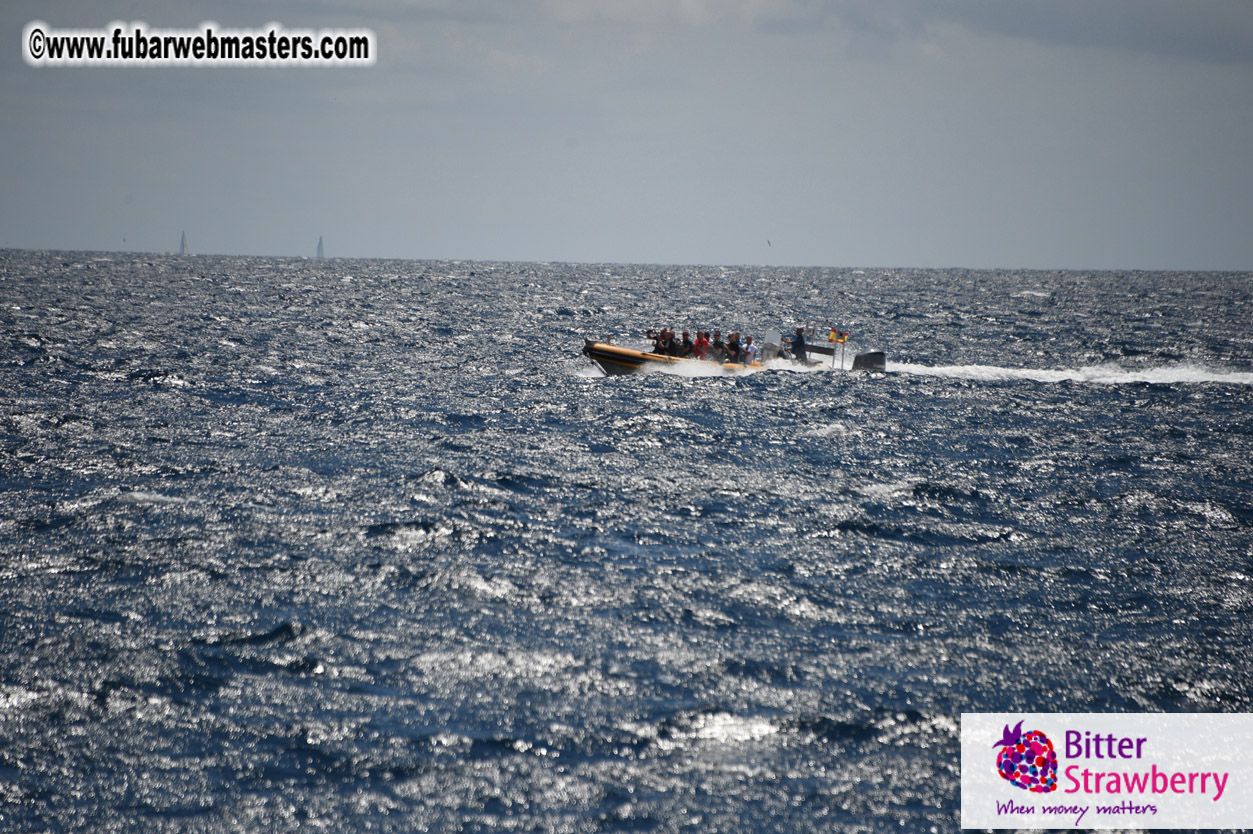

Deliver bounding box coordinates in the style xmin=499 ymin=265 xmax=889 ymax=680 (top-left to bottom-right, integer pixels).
xmin=316 ymin=235 xmax=324 ymax=259
xmin=179 ymin=231 xmax=188 ymax=256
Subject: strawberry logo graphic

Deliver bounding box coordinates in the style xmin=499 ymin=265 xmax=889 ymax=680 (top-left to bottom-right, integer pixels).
xmin=994 ymin=720 xmax=1058 ymax=793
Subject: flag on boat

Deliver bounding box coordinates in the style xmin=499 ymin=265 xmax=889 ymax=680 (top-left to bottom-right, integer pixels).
xmin=829 ymin=329 xmax=849 ymax=344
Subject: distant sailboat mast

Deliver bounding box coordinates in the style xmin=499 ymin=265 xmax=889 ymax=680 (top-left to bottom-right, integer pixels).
xmin=316 ymin=236 xmax=324 ymax=259
xmin=179 ymin=231 xmax=188 ymax=256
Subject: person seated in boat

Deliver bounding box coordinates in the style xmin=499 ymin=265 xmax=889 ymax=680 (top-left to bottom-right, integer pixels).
xmin=743 ymin=334 xmax=758 ymax=364
xmin=725 ymin=332 xmax=743 ymax=363
xmin=679 ymin=330 xmax=694 ymax=357
xmin=693 ymin=331 xmax=710 ymax=359
xmin=786 ymin=327 xmax=807 ymax=361
xmin=651 ymin=325 xmax=671 ymax=353
xmin=710 ymin=330 xmax=726 ymax=363
xmin=653 ymin=327 xmax=676 ymax=355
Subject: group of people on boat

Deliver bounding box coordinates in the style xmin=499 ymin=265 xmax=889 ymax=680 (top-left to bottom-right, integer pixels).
xmin=647 ymin=327 xmax=759 ymax=365
xmin=647 ymin=325 xmax=818 ymax=365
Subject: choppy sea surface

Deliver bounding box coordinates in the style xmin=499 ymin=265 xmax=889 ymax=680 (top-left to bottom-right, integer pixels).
xmin=2 ymin=250 xmax=1251 ymax=832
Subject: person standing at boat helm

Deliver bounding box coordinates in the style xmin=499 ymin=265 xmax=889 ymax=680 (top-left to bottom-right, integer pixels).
xmin=790 ymin=327 xmax=807 ymax=361
xmin=743 ymin=335 xmax=758 ymax=364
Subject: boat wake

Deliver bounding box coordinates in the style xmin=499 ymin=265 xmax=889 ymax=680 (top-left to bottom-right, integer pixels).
xmin=589 ymin=355 xmax=1253 ymax=386
xmin=639 ymin=358 xmax=838 ymax=378
xmin=888 ymin=361 xmax=1253 ymax=386
xmin=632 ymin=360 xmax=750 ymax=378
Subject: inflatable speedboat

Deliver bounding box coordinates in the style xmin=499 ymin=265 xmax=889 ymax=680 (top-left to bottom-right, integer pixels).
xmin=582 ymin=337 xmax=886 ymax=376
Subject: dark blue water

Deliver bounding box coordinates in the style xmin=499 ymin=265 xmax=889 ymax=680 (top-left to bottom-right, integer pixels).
xmin=2 ymin=251 xmax=1251 ymax=832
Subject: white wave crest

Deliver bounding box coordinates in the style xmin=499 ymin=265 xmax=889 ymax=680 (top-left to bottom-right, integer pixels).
xmin=888 ymin=361 xmax=1253 ymax=386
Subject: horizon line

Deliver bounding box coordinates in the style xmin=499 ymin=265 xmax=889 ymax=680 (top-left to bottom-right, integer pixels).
xmin=1 ymin=244 xmax=1249 ymax=275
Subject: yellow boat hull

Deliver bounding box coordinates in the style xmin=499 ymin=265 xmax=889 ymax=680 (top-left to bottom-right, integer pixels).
xmin=581 ymin=340 xmax=759 ymax=375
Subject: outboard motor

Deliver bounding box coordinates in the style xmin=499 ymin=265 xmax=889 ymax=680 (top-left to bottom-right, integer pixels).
xmin=851 ymin=351 xmax=886 ymax=372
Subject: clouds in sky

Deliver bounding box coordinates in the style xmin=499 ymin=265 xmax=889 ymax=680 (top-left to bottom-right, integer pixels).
xmin=3 ymin=0 xmax=1251 ymax=268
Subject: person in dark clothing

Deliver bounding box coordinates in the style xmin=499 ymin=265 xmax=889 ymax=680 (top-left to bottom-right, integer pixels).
xmin=655 ymin=328 xmax=676 ymax=355
xmin=789 ymin=327 xmax=807 ymax=361
xmin=710 ymin=330 xmax=726 ymax=363
xmin=648 ymin=329 xmax=664 ymax=353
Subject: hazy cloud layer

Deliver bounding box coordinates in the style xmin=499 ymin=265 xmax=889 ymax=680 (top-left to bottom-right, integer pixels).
xmin=3 ymin=0 xmax=1251 ymax=268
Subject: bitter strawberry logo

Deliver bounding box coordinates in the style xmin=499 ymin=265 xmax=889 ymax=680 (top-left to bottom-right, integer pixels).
xmin=994 ymin=720 xmax=1058 ymax=792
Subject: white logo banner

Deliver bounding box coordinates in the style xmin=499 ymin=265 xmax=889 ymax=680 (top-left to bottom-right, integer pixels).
xmin=961 ymin=713 xmax=1252 ymax=829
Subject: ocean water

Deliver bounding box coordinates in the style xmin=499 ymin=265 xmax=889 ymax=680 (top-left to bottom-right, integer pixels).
xmin=1 ymin=250 xmax=1251 ymax=832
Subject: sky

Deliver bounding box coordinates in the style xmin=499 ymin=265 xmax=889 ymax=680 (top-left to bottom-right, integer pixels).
xmin=3 ymin=0 xmax=1252 ymax=270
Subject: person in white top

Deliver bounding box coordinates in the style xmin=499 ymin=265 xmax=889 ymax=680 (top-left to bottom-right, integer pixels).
xmin=743 ymin=335 xmax=758 ymax=364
